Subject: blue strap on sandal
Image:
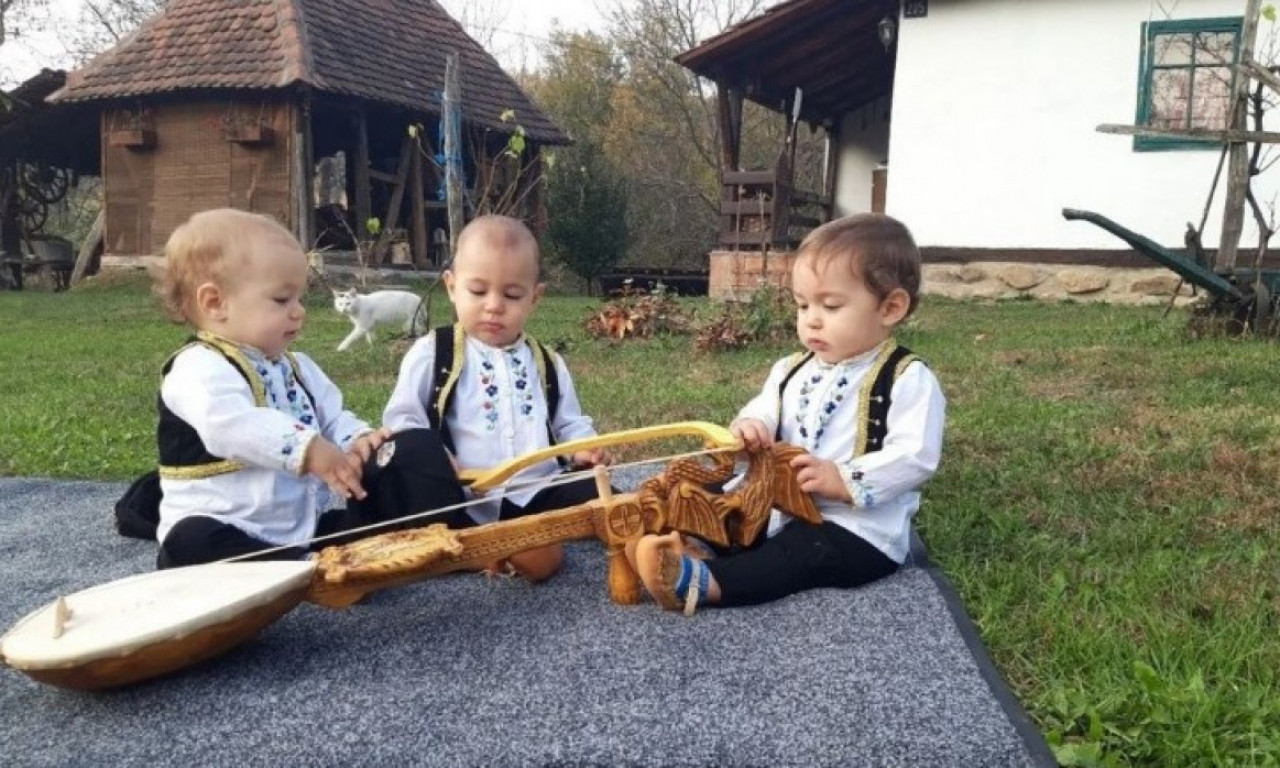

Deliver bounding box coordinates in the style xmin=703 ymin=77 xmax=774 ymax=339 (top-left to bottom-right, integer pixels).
xmin=671 ymin=555 xmax=710 ymax=616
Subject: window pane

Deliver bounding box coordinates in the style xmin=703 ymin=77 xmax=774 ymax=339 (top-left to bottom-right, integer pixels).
xmin=1196 ymin=32 xmax=1237 ymax=66
xmin=1153 ymin=32 xmax=1194 ymax=66
xmin=1150 ymin=69 xmax=1191 ymax=129
xmin=1191 ymin=66 xmax=1232 ymax=128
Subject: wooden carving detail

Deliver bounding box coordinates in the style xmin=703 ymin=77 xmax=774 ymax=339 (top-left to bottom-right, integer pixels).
xmin=307 ymin=442 xmax=822 ymax=608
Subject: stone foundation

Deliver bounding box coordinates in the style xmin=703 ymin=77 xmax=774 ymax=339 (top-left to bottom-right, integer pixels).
xmin=709 ymin=250 xmax=1196 ymax=306
xmin=922 ymin=261 xmax=1196 ymax=305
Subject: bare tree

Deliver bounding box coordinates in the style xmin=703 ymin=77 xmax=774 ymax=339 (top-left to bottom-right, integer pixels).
xmin=601 ymin=0 xmax=825 ymax=268
xmin=0 ymin=0 xmax=46 ymax=51
xmin=59 ymin=0 xmax=163 ymax=65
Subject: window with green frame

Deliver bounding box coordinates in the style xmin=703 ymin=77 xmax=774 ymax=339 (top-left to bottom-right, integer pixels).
xmin=1135 ymin=16 xmax=1243 ymax=151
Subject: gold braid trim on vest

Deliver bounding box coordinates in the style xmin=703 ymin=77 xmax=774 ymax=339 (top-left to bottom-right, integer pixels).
xmin=434 ymin=323 xmax=468 ymax=428
xmin=852 ymin=340 xmax=900 ymax=459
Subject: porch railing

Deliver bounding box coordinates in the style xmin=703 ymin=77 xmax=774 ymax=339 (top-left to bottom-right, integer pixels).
xmin=718 ymin=155 xmax=831 ymax=250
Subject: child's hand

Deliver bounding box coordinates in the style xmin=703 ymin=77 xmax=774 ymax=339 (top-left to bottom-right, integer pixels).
xmin=789 ymin=453 xmax=851 ymax=503
xmin=730 ymin=418 xmax=773 ymax=451
xmin=304 ymin=437 xmax=368 ymax=501
xmin=347 ymin=427 xmax=393 ymax=464
xmin=571 ymin=448 xmax=613 ymax=469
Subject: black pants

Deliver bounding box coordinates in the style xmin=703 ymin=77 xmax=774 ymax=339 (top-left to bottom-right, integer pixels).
xmin=157 ymin=429 xmax=464 ymax=569
xmin=706 ymin=520 xmax=900 ymax=608
xmin=445 ymin=473 xmax=604 ymax=529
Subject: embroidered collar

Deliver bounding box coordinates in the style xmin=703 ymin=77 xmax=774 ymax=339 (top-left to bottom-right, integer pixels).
xmin=195 ymin=331 xmax=284 ymax=364
xmin=815 ymin=340 xmax=892 ymax=370
xmin=465 ymin=332 xmax=528 ymax=355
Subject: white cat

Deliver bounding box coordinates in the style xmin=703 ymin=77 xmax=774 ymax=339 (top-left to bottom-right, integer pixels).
xmin=332 ymin=288 xmax=426 ymax=351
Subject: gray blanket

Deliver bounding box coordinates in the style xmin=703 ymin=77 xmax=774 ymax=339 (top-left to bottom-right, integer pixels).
xmin=0 ymin=478 xmax=1052 ymax=766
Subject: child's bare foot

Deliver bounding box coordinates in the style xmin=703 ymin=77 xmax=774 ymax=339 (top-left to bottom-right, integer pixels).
xmin=633 ymin=532 xmax=717 ymax=615
xmin=485 ymin=544 xmax=563 ymax=583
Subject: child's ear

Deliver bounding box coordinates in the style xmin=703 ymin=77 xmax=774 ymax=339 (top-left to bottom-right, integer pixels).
xmin=879 ymin=288 xmax=911 ymax=327
xmin=442 ymin=270 xmax=456 ymax=297
xmin=531 ymin=282 xmax=546 ymax=305
xmin=195 ymin=281 xmax=227 ymax=322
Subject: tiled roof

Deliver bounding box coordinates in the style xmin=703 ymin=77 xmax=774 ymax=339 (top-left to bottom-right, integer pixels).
xmin=49 ymin=0 xmax=567 ymax=144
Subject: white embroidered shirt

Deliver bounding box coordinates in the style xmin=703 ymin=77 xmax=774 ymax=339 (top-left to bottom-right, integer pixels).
xmin=383 ymin=333 xmax=598 ymax=523
xmin=157 ymin=343 xmax=371 ymax=547
xmin=735 ymin=342 xmax=946 ymax=563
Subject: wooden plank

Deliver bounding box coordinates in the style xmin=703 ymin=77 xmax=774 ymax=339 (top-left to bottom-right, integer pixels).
xmin=721 ymin=200 xmax=778 ymax=215
xmin=70 ymin=209 xmax=104 ymax=285
xmin=352 ymin=110 xmax=372 ymax=241
xmin=1096 ymin=123 xmax=1280 ymax=144
xmin=790 ymin=189 xmax=827 ymax=207
xmin=1242 ymin=58 xmax=1280 ymax=97
xmin=368 ymin=169 xmax=397 ymax=184
xmin=1218 ymin=0 xmax=1262 ymax=272
xmin=723 ymin=170 xmax=777 ymax=186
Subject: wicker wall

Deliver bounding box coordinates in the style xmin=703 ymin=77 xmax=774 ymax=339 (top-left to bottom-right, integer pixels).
xmin=102 ymin=99 xmax=296 ymax=258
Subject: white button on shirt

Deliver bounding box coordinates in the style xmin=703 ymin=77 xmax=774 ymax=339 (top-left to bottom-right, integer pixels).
xmin=383 ymin=333 xmax=598 ymax=523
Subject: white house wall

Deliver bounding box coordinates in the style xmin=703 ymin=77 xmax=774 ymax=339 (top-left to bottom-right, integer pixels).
xmin=835 ymin=97 xmax=893 ymax=212
xmin=873 ymin=0 xmax=1279 ymax=251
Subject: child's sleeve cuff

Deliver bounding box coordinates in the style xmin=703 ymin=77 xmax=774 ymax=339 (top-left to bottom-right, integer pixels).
xmin=838 ymin=463 xmax=876 ymax=508
xmin=287 ymin=429 xmax=321 ymax=476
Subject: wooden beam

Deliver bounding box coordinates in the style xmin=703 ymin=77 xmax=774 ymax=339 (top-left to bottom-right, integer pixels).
xmin=352 ymin=110 xmax=371 ymax=242
xmin=1096 ymin=123 xmax=1280 ymax=144
xmin=70 ymin=209 xmax=103 ymax=286
xmin=1219 ymin=0 xmax=1262 ymax=272
xmin=1242 ymin=57 xmax=1280 ymax=96
xmin=717 ymin=85 xmax=744 ymax=171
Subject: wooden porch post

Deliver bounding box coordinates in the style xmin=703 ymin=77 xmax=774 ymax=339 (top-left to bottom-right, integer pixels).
xmin=822 ymin=122 xmax=840 ymax=221
xmin=294 ymin=92 xmax=315 ymax=250
xmin=1217 ymin=0 xmax=1262 ymax=272
xmin=717 ymin=83 xmax=744 ymax=171
xmin=717 ymin=83 xmax=745 ymax=246
xmin=410 ymin=136 xmax=428 ymax=268
xmin=351 ymin=109 xmax=372 ymax=242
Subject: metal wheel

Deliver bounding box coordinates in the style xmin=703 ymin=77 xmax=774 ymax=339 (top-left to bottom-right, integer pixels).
xmin=18 ymin=163 xmax=71 ymax=205
xmin=17 ymin=193 xmax=47 ymax=234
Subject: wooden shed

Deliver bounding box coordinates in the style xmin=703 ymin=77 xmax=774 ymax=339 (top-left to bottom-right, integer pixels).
xmin=48 ymin=0 xmax=569 ymax=270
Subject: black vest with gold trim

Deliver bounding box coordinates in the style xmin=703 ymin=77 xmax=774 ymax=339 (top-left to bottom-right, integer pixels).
xmin=774 ymin=340 xmax=922 ymax=458
xmin=424 ymin=323 xmax=562 ymax=456
xmin=157 ymin=332 xmax=313 ymax=480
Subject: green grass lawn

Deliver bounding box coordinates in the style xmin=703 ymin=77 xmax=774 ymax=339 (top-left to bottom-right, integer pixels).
xmin=2 ymin=275 xmax=1278 ymax=766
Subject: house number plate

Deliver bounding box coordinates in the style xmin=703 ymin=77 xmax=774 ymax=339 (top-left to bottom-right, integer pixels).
xmin=904 ymin=0 xmax=927 ymax=18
